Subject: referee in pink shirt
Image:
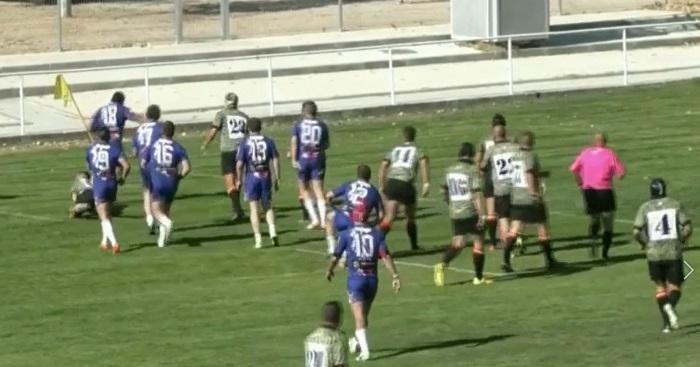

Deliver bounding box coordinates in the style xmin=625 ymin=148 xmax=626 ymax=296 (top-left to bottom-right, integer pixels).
xmin=570 ymin=133 xmax=625 ymax=260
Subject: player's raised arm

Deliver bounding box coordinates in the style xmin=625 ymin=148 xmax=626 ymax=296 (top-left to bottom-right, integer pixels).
xmin=419 ymin=156 xmax=430 ymax=197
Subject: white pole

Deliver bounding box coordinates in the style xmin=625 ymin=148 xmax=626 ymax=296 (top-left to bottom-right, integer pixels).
xmin=19 ymin=77 xmax=25 ymax=137
xmin=507 ymin=36 xmax=514 ymax=96
xmin=388 ymin=48 xmax=396 ymax=106
xmin=338 ymin=0 xmax=344 ymax=32
xmin=267 ymin=58 xmax=275 ymax=116
xmin=622 ymin=29 xmax=629 ymax=86
xmin=144 ymin=67 xmax=151 ymax=106
xmin=220 ymin=0 xmax=230 ymax=40
xmin=56 ymin=1 xmax=63 ymax=51
xmin=174 ymin=0 xmax=184 ymax=44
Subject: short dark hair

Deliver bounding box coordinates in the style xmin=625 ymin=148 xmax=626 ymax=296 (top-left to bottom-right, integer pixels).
xmin=162 ymin=120 xmax=175 ymax=138
xmin=458 ymin=142 xmax=475 ymax=159
xmin=146 ymin=105 xmax=161 ymax=121
xmin=302 ymin=101 xmax=318 ymax=117
xmin=403 ymin=126 xmax=416 ymax=142
xmin=248 ymin=118 xmax=262 ymax=133
xmin=321 ymin=301 xmax=342 ymax=327
xmin=96 ymin=126 xmax=110 ymax=143
xmin=225 ymin=92 xmax=239 ymax=107
xmin=357 ymin=164 xmax=372 ymax=181
xmin=492 ymin=113 xmax=506 ymax=127
xmin=111 ymin=91 xmax=125 ymax=104
xmin=78 ymin=171 xmax=90 ymax=180
xmin=519 ymin=131 xmax=535 ymax=146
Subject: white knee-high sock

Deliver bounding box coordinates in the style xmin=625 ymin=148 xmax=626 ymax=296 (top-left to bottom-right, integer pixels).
xmin=355 ymin=328 xmax=369 ymax=355
xmin=317 ymin=199 xmax=327 ymax=227
xmin=266 ymin=210 xmax=277 ymax=238
xmin=303 ymin=193 xmax=319 ymax=224
xmin=326 ymin=236 xmax=336 ymax=254
xmin=101 ymin=220 xmax=117 ymax=245
xmin=158 ymin=216 xmax=173 ymax=248
xmin=146 ymin=215 xmax=154 ymax=228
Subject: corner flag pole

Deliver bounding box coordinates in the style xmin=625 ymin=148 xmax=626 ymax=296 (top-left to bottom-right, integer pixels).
xmin=54 ymin=74 xmax=92 ymax=141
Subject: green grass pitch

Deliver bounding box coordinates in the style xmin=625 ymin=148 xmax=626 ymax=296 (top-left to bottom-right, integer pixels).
xmin=1 ymin=80 xmax=700 ymax=366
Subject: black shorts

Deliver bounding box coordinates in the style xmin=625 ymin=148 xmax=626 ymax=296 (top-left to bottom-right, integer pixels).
xmin=583 ymin=189 xmax=616 ymax=215
xmin=511 ymin=203 xmax=548 ymax=224
xmin=494 ymin=195 xmax=511 ymax=218
xmin=383 ymin=179 xmax=416 ymax=206
xmin=451 ymin=217 xmax=482 ymax=236
xmin=648 ymin=259 xmax=684 ymax=285
xmin=483 ymin=175 xmax=495 ymax=198
xmin=220 ymin=151 xmax=237 ymax=175
xmin=76 ymin=190 xmax=94 ymax=205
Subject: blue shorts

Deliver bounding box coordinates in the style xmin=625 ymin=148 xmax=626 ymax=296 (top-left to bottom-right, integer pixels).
xmin=93 ymin=179 xmax=117 ymax=203
xmin=139 ymin=167 xmax=150 ymax=189
xmin=150 ymin=177 xmax=178 ymax=203
xmin=245 ymin=172 xmax=272 ymax=209
xmin=334 ymin=209 xmax=352 ymax=232
xmin=297 ymin=158 xmax=325 ymax=182
xmin=347 ymin=276 xmax=378 ymax=304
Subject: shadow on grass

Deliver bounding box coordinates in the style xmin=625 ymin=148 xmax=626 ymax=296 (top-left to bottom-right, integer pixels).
xmin=124 ymin=229 xmax=295 ymax=252
xmin=177 ymin=191 xmax=227 ymax=201
xmin=372 ymin=334 xmax=515 ymax=361
xmin=0 ymin=195 xmax=19 ymax=200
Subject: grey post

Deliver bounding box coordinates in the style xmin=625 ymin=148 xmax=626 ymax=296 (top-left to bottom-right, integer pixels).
xmin=174 ymin=0 xmax=184 ymax=44
xmin=338 ymin=0 xmax=344 ymax=32
xmin=60 ymin=0 xmax=72 ymax=18
xmin=220 ymin=0 xmax=230 ymax=40
xmin=56 ymin=1 xmax=63 ymax=51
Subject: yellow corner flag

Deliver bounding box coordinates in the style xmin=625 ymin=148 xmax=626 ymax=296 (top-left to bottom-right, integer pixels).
xmin=54 ymin=74 xmax=92 ymax=141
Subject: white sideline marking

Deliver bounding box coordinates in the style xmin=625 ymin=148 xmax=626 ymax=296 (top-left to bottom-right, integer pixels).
xmin=0 ymin=210 xmax=62 ymax=222
xmin=189 ymin=172 xmax=222 ymax=179
xmin=295 ymin=248 xmax=507 ymax=277
xmin=549 ymin=210 xmax=635 ymax=224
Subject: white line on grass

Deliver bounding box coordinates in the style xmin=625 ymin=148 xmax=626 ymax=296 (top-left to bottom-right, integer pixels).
xmin=549 ymin=210 xmax=635 ymax=224
xmin=0 ymin=210 xmax=62 ymax=222
xmin=294 ymin=248 xmax=507 ymax=277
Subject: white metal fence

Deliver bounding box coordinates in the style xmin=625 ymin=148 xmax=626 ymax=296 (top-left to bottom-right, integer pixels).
xmin=1 ymin=20 xmax=699 ymax=138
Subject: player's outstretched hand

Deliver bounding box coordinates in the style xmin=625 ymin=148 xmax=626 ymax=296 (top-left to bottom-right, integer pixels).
xmin=325 ymin=270 xmax=335 ymax=282
xmin=392 ymin=276 xmax=401 ymax=293
xmin=421 ymin=183 xmax=430 ymax=198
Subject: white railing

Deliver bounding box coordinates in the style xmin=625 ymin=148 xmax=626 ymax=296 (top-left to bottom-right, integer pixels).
xmin=3 ymin=19 xmax=700 ymax=136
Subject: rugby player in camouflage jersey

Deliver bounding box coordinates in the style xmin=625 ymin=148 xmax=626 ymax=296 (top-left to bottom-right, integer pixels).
xmin=379 ymin=126 xmax=430 ymax=250
xmin=201 ymin=92 xmax=249 ymax=221
xmin=434 ymin=143 xmax=491 ymax=287
xmin=502 ymin=132 xmax=558 ymax=273
xmin=633 ymin=178 xmax=692 ymax=333
xmin=304 ymin=301 xmax=349 ymax=367
xmin=480 ymin=124 xmax=519 ymax=249
xmin=475 ymin=114 xmax=507 ymax=251
xmin=69 ymin=171 xmax=95 ymax=218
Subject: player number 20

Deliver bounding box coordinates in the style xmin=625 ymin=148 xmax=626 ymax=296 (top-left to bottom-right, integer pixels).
xmin=301 ymin=124 xmax=322 ymax=146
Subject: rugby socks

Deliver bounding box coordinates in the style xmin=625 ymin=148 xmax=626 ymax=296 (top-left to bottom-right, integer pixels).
xmin=656 ymin=291 xmax=671 ymax=327
xmin=602 ymin=231 xmax=613 ymax=258
xmin=407 ymin=221 xmax=418 ymax=250
xmin=589 ymin=219 xmax=601 ymax=238
xmin=669 ymin=289 xmax=682 ymax=307
xmin=299 ymin=199 xmax=309 ymax=221
xmin=230 ymin=190 xmax=245 ymax=218
xmin=303 ymin=193 xmax=320 ymax=225
xmin=254 ymin=233 xmax=263 ymax=247
xmin=317 ymin=199 xmax=327 ymax=227
xmin=540 ymin=240 xmax=555 ymax=263
xmin=157 ymin=217 xmax=173 ymax=248
xmin=326 ymin=236 xmax=336 ymax=254
xmin=266 ymin=210 xmax=277 ymax=238
xmin=502 ymin=236 xmax=516 ymax=266
xmin=486 ymin=218 xmax=498 ymax=247
xmin=146 ymin=214 xmax=154 ymax=228
xmin=101 ymin=220 xmax=117 ymax=245
xmin=442 ymin=246 xmax=461 ymax=265
xmin=355 ymin=328 xmax=370 ymax=356
xmin=473 ymin=249 xmax=485 ymax=280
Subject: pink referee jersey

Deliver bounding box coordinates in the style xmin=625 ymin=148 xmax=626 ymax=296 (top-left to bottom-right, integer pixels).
xmin=569 ymin=147 xmax=625 ymax=190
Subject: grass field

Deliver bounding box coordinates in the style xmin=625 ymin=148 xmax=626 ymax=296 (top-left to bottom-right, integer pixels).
xmin=2 ymin=80 xmax=700 ymax=367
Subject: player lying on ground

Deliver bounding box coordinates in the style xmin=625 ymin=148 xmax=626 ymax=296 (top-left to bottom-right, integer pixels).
xmin=291 ymin=101 xmax=331 ymax=230
xmin=502 ymin=131 xmax=559 ymax=272
xmin=144 ymin=121 xmax=191 ymax=248
xmin=201 ymin=92 xmax=249 ymax=222
xmin=570 ymin=132 xmax=625 ymax=259
xmin=304 ymin=301 xmax=349 ymax=367
xmin=434 ymin=143 xmax=491 ymax=286
xmin=324 ymin=164 xmax=383 ymax=255
xmin=633 ymin=178 xmax=692 ymax=333
xmin=69 ymin=171 xmax=95 ymax=218
xmin=379 ymin=125 xmax=430 ymax=250
xmin=326 ymin=203 xmax=400 ymax=362
xmin=236 ymin=117 xmax=281 ymax=249
xmin=132 ymin=105 xmax=164 ymax=235
xmin=475 ymin=113 xmax=507 ymax=251
xmin=87 ymin=127 xmax=130 ymax=254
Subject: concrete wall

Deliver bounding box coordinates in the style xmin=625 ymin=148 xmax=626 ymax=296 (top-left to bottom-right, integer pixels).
xmin=550 ymin=0 xmax=689 ymax=14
